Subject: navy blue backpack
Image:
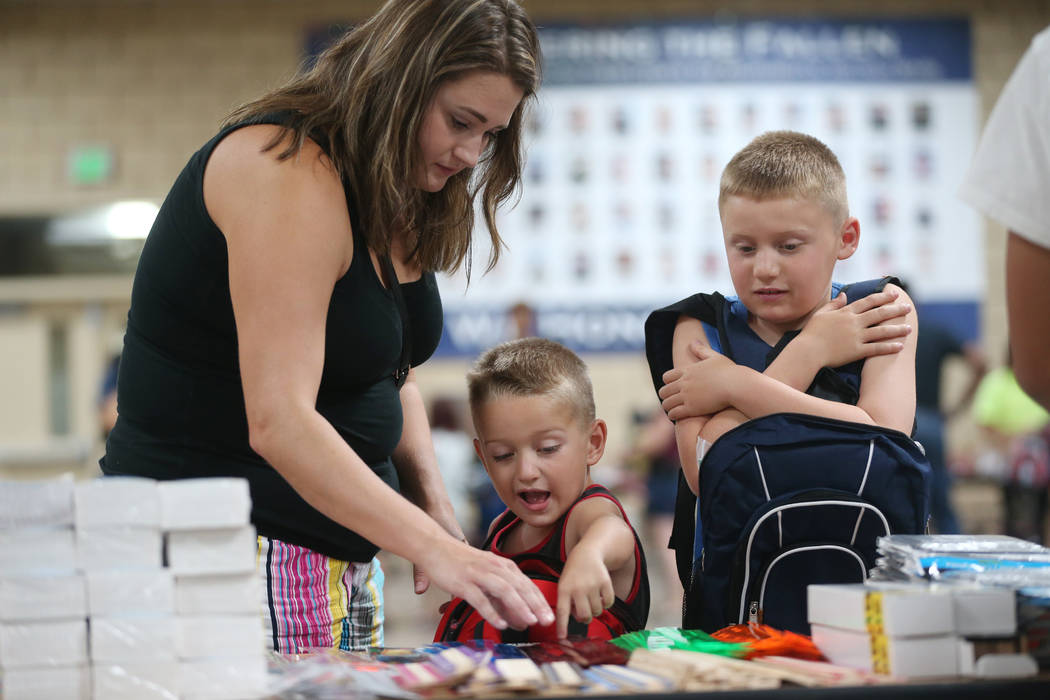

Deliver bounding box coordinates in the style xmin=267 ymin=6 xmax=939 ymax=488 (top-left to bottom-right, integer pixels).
xmin=644 ymin=278 xmax=931 ymax=634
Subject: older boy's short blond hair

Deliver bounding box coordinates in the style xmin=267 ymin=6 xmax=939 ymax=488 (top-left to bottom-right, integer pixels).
xmin=468 ymin=338 xmax=595 ymax=426
xmin=719 ymin=131 xmax=848 ymax=224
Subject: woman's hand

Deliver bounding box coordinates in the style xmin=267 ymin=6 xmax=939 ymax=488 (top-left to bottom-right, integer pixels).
xmin=659 ymin=344 xmax=738 ymax=421
xmin=419 ymin=538 xmax=555 ymax=631
xmin=800 ymin=289 xmax=912 ymax=369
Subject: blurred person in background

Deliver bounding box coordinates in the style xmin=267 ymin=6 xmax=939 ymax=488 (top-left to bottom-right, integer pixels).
xmin=898 ymin=280 xmax=987 ymax=534
xmin=960 ymin=26 xmax=1050 ymax=412
xmin=624 ymin=405 xmax=684 ymax=624
xmin=100 ymin=0 xmax=553 ymax=652
xmin=972 ymin=348 xmax=1050 ymax=543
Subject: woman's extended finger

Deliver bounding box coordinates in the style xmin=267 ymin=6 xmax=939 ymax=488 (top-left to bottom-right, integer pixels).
xmin=508 ymin=562 xmax=558 ymax=625
xmin=461 ymin=584 xmax=508 ymax=631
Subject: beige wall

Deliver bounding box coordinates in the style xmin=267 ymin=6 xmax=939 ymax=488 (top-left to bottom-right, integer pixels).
xmin=2 ymin=0 xmax=1049 ymax=474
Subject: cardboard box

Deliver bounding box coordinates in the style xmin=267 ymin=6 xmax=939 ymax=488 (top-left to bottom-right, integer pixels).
xmin=1 ymin=665 xmax=90 ymax=700
xmin=0 ymin=528 xmax=76 ymax=574
xmin=176 ymin=615 xmax=264 ymax=659
xmin=86 ymin=570 xmax=175 ymax=616
xmin=93 ymin=660 xmax=179 ymax=700
xmin=166 ymin=526 xmax=256 ymax=575
xmin=0 ymin=619 xmax=88 ymax=669
xmin=74 ymin=477 xmax=161 ymax=529
xmin=811 ymin=623 xmax=958 ymax=678
xmin=0 ymin=572 xmax=86 ymax=621
xmin=175 ymin=573 xmax=260 ymax=615
xmin=89 ymin=616 xmax=177 ymax=663
xmin=158 ymin=478 xmax=252 ymax=531
xmin=807 ymin=583 xmax=955 ymax=636
xmin=76 ymin=527 xmax=163 ymax=571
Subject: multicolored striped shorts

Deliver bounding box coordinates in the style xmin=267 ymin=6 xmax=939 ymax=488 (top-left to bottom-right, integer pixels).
xmin=257 ymin=535 xmax=385 ymax=653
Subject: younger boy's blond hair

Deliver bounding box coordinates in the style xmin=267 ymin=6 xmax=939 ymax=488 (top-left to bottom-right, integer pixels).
xmin=719 ymin=130 xmax=849 ymax=225
xmin=467 ymin=337 xmax=595 ymax=427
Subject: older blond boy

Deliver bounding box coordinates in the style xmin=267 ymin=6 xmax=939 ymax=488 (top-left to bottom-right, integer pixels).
xmin=650 ymin=131 xmax=918 ymax=494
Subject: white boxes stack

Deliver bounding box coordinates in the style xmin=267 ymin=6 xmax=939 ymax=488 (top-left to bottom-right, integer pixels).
xmin=807 ymin=581 xmax=1027 ymax=679
xmin=161 ymin=478 xmax=266 ymax=700
xmin=0 ymin=475 xmax=90 ymax=699
xmin=0 ymin=475 xmax=267 ymax=700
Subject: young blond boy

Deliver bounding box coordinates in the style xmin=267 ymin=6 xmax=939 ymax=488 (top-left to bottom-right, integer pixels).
xmin=652 ymin=131 xmax=918 ymax=494
xmin=464 ymin=337 xmax=649 ymax=640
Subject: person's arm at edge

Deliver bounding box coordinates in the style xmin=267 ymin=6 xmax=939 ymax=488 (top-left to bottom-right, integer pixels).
xmin=206 ymin=125 xmax=551 ymax=630
xmin=1007 ymin=231 xmax=1050 ymax=411
xmin=558 ymin=495 xmax=637 ymax=638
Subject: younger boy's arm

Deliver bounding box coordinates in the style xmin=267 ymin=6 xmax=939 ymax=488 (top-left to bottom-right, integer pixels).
xmin=557 ymin=497 xmax=637 ymax=639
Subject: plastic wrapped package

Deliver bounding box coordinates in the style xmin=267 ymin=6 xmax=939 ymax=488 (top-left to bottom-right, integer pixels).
xmin=0 ymin=474 xmax=75 ymax=529
xmin=92 ymin=660 xmax=179 ymax=700
xmin=175 ymin=573 xmax=261 ymax=615
xmin=0 ymin=619 xmax=88 ymax=668
xmin=166 ymin=526 xmax=256 ymax=575
xmin=0 ymin=572 xmax=87 ymax=621
xmin=0 ymin=528 xmax=77 ymax=573
xmin=86 ymin=570 xmax=175 ymax=616
xmin=74 ymin=477 xmax=162 ymax=529
xmin=267 ymin=649 xmax=419 ymax=699
xmin=159 ymin=478 xmax=252 ymax=531
xmin=0 ymin=664 xmax=90 ymax=700
xmin=89 ymin=616 xmax=177 ymax=663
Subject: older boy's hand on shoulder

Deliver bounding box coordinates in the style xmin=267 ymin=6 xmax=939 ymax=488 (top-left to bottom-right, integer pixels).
xmin=799 ymin=289 xmax=912 ymax=369
xmin=659 ymin=344 xmax=738 ymax=421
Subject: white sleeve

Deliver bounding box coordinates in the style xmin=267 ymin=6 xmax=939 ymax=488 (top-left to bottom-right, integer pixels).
xmin=959 ymin=27 xmax=1050 ymax=249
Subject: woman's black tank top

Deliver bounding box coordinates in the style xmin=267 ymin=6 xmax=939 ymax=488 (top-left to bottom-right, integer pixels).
xmin=101 ymin=117 xmax=443 ymax=562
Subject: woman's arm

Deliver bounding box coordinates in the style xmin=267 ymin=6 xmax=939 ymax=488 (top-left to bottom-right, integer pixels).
xmin=205 ymin=124 xmax=552 ymax=630
xmin=393 ymin=369 xmax=467 ymax=593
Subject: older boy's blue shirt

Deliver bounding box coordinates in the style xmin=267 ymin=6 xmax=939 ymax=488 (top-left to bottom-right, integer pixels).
xmin=710 ymin=281 xmax=848 ymax=371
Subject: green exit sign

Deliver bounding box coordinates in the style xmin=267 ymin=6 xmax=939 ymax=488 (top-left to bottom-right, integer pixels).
xmin=67 ymin=144 xmax=115 ymax=185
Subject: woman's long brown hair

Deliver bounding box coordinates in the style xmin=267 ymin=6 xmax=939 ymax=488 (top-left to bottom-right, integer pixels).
xmin=224 ymin=0 xmax=542 ymax=276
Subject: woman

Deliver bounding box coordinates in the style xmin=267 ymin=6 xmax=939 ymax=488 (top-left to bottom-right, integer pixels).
xmin=101 ymin=0 xmax=552 ymax=651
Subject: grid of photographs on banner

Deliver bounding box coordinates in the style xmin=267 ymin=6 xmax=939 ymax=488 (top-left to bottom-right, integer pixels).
xmin=440 ymin=83 xmax=980 ymax=309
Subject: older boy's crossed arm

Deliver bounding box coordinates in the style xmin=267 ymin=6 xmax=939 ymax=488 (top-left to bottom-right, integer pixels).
xmin=663 ymin=287 xmax=916 ymax=494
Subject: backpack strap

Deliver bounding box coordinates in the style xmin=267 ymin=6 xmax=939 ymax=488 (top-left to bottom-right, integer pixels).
xmin=644 ymin=292 xmax=724 ymax=395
